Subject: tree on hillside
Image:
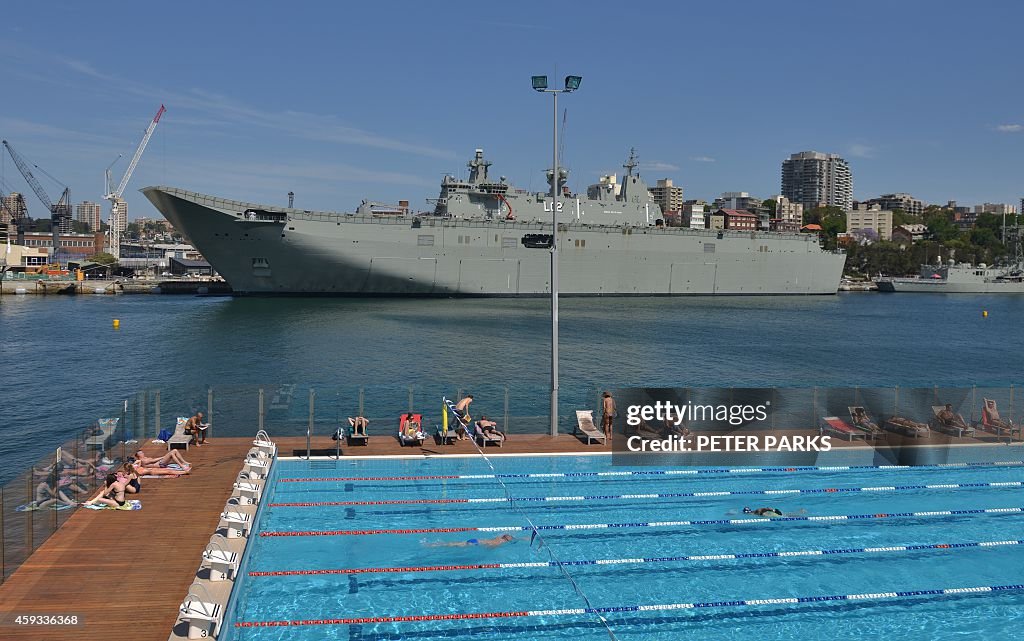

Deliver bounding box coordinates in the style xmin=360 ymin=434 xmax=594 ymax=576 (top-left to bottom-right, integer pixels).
xmin=86 ymin=252 xmax=118 ymax=266
xmin=762 ymin=199 xmax=777 ymax=217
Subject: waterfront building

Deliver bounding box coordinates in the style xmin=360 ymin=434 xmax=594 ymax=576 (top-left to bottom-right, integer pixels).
xmin=863 ymin=193 xmax=924 ymax=216
xmin=846 ymin=203 xmax=893 ymax=241
xmin=713 ymin=192 xmax=769 ymax=229
xmin=648 ymin=178 xmax=683 ymax=222
xmin=781 ymin=151 xmax=853 ymax=211
xmin=682 ymin=201 xmax=707 ymax=229
xmin=76 ymin=201 xmax=103 ymax=231
xmin=717 ymin=209 xmax=758 ymax=231
xmin=21 ymin=231 xmax=106 ymax=260
xmin=891 ymin=224 xmax=929 ymax=245
xmin=953 ymin=210 xmax=978 ymax=231
xmin=770 ymin=194 xmax=803 ymax=233
xmin=2 ymin=192 xmax=28 ymax=225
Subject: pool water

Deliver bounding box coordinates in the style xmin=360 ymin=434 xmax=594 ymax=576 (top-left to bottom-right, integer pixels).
xmin=224 ymin=454 xmax=1024 ymax=640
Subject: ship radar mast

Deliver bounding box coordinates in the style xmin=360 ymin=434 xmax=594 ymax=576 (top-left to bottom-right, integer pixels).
xmin=623 ymin=148 xmax=639 ymax=177
xmin=467 ymin=149 xmax=491 ymax=184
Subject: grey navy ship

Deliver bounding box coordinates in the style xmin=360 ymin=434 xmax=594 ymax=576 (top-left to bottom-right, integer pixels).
xmin=143 ymin=149 xmax=845 ymax=296
xmin=876 ymin=260 xmax=1024 ymax=293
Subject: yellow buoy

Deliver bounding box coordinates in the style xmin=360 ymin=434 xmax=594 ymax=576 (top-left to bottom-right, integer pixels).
xmin=113 ymin=318 xmax=121 ymax=329
xmin=983 ymin=310 xmax=988 ymax=318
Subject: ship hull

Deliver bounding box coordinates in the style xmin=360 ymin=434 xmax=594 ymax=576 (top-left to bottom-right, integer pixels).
xmin=144 ymin=187 xmax=845 ymax=297
xmin=877 ymin=278 xmax=1024 ymax=293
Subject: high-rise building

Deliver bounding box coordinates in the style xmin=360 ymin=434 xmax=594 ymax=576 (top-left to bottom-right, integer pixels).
xmin=2 ymin=192 xmax=28 ymax=225
xmin=648 ymin=178 xmax=683 ymax=218
xmin=110 ymin=198 xmax=128 ymax=233
xmin=76 ymin=201 xmax=103 ymax=231
xmin=864 ymin=193 xmax=924 ymax=217
xmin=54 ymin=203 xmax=73 ymax=234
xmin=781 ymin=151 xmax=853 ymax=211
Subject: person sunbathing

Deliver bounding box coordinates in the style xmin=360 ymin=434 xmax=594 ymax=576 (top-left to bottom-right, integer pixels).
xmin=403 ymin=414 xmax=424 ymax=438
xmin=131 ymin=458 xmax=188 ymax=477
xmin=937 ymin=404 xmax=968 ymax=429
xmin=478 ymin=416 xmax=506 ymax=442
xmin=117 ymin=463 xmax=142 ymax=494
xmin=351 ymin=416 xmax=369 ymax=436
xmin=851 ymin=408 xmax=880 ymax=433
xmin=426 ymin=534 xmax=516 ymax=548
xmin=888 ymin=416 xmax=927 ymax=430
xmin=135 ymin=449 xmax=191 ymax=469
xmin=84 ymin=473 xmax=131 ymax=509
xmin=31 ymin=470 xmax=83 ymax=509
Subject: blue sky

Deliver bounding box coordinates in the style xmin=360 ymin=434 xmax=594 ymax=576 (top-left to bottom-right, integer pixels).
xmin=1 ymin=1 xmax=1022 ymax=222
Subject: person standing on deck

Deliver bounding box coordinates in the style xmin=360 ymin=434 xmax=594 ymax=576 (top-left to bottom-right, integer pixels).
xmin=602 ymin=392 xmax=617 ymax=441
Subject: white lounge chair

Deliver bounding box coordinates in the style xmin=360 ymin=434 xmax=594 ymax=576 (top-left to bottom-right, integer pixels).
xmin=84 ymin=417 xmax=120 ymax=451
xmin=574 ymin=410 xmax=606 ymax=445
xmin=167 ymin=417 xmax=191 ymax=451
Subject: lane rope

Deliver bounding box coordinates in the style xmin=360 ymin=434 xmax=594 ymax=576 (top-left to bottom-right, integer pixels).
xmin=248 ymin=538 xmax=1024 ymax=577
xmin=235 ymin=583 xmax=1024 ymax=627
xmin=277 ymin=460 xmax=1024 ymax=484
xmin=268 ymin=480 xmax=1024 ymax=508
xmin=259 ymin=505 xmax=1024 ymax=537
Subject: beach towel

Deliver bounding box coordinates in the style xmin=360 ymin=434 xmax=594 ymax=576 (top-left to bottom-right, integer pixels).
xmin=82 ymin=500 xmax=142 ymax=511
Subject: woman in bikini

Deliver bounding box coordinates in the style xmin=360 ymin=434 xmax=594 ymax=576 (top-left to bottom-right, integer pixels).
xmin=84 ymin=473 xmax=130 ymax=509
xmin=131 ymin=458 xmax=189 ymax=477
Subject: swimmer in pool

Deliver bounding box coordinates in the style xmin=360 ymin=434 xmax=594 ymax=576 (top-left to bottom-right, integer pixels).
xmin=425 ymin=534 xmax=516 ymax=548
xmin=743 ymin=506 xmax=785 ymax=517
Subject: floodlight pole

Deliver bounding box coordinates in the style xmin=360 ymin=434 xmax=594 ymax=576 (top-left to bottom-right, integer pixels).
xmin=533 ymin=75 xmax=580 ymax=437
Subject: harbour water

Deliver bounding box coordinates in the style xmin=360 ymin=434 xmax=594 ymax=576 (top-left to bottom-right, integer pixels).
xmin=1 ymin=293 xmax=1022 ymax=481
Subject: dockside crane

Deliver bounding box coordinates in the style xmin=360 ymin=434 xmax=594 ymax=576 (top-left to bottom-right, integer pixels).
xmin=2 ymin=140 xmax=72 ymax=264
xmin=104 ymin=104 xmax=165 ymax=260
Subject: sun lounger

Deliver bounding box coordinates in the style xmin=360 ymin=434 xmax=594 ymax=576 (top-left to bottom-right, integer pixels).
xmin=980 ymin=398 xmax=1021 ymax=439
xmin=574 ymin=410 xmax=606 ymax=445
xmin=820 ymin=416 xmax=867 ymax=442
xmin=398 ymin=413 xmax=427 ymax=447
xmin=346 ymin=417 xmax=369 ymax=446
xmin=167 ymin=417 xmax=192 ymax=451
xmin=884 ymin=416 xmax=929 ymax=438
xmin=471 ymin=421 xmax=503 ymax=447
xmin=84 ymin=417 xmax=120 ymax=450
xmin=930 ymin=405 xmax=975 ymax=438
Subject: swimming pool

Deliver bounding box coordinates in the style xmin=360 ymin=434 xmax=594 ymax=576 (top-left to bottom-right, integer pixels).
xmin=223 ymin=452 xmax=1024 ymax=640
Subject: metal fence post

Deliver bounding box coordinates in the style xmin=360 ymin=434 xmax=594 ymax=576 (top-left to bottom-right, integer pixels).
xmin=1 ymin=485 xmax=5 ymax=584
xmin=208 ymin=387 xmax=214 ymax=437
xmin=358 ymin=387 xmax=364 ymax=416
xmin=258 ymin=388 xmax=265 ymax=433
xmin=155 ymin=390 xmax=161 ymax=438
xmin=142 ymin=390 xmax=148 ymax=441
xmin=25 ymin=472 xmax=33 ymax=553
xmin=308 ymin=388 xmax=316 ymax=459
xmin=305 ymin=387 xmax=313 ymax=456
xmin=504 ymin=387 xmax=510 ymax=434
xmin=408 ymin=386 xmax=414 ymax=414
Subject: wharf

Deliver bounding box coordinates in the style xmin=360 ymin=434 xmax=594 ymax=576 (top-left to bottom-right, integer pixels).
xmin=0 ymin=430 xmax=1017 ymax=640
xmin=0 ymin=279 xmax=232 ymax=296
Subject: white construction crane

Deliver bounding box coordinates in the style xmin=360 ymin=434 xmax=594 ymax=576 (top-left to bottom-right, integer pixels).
xmin=104 ymin=104 xmax=165 ymax=259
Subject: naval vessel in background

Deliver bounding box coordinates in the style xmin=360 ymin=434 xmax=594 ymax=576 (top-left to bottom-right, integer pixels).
xmin=143 ymin=149 xmax=846 ymax=296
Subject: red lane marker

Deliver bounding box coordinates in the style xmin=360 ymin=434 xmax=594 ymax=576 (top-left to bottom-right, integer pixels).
xmin=236 ymin=610 xmax=532 ymax=627
xmin=270 ymin=499 xmax=470 ymax=507
xmin=261 ymin=526 xmax=478 ymax=537
xmin=250 ymin=562 xmax=502 ymax=577
xmin=279 ymin=475 xmax=461 ymax=483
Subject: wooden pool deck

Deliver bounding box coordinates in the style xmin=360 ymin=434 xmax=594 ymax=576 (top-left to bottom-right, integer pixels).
xmin=0 ymin=427 xmax=1018 ymax=640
